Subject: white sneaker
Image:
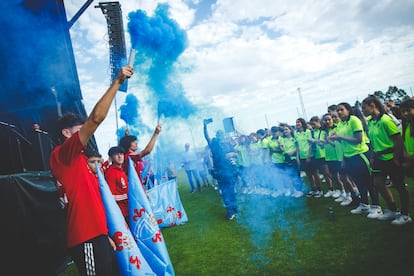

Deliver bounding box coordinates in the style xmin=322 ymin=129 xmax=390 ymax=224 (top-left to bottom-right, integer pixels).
xmin=324 ymin=190 xmax=334 ymax=198
xmin=350 ymin=203 xmax=370 ymax=214
xmin=377 ymin=209 xmax=400 ymax=221
xmin=272 ymin=190 xmax=283 ymax=198
xmin=367 ymin=205 xmax=383 ymax=219
xmin=335 ymin=196 xmax=345 ymax=202
xmin=391 ymin=214 xmax=412 ymax=225
xmin=313 ymin=190 xmax=323 ymax=198
xmin=292 ymin=190 xmax=304 ymax=198
xmin=332 ymin=190 xmax=341 ymax=198
xmin=340 ymin=196 xmax=352 ymax=206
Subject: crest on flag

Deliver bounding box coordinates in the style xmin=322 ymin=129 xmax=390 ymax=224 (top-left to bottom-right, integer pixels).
xmin=96 ymin=163 xmax=155 ymax=276
xmin=128 ymin=158 xmax=175 ymax=276
xmin=147 ymin=179 xmax=188 ymax=228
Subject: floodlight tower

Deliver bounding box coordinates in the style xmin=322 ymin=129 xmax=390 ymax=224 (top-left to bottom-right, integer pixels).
xmin=297 ymin=87 xmax=308 ymax=121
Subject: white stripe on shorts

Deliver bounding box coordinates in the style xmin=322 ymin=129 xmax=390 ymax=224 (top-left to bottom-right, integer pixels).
xmin=84 ymin=242 xmax=96 ymax=275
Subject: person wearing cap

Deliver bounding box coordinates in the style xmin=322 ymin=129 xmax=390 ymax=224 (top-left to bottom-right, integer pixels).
xmin=104 ymin=146 xmax=130 ymax=224
xmin=49 ymin=65 xmax=132 ymax=276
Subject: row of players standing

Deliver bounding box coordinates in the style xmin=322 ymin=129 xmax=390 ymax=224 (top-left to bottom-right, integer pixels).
xmin=229 ymin=96 xmax=412 ymax=226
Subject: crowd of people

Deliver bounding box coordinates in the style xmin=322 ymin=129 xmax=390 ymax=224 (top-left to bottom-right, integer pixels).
xmin=198 ymin=96 xmax=414 ymax=226
xmin=49 ymin=64 xmax=414 ymax=275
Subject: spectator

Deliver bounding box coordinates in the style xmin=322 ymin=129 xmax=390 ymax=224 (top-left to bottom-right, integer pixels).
xmin=181 ymin=142 xmax=202 ymax=192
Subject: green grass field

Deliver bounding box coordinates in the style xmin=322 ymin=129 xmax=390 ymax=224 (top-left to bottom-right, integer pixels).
xmin=62 ymin=172 xmax=414 ymax=275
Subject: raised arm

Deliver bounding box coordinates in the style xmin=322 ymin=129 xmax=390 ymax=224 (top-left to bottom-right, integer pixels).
xmin=203 ymin=123 xmax=212 ymax=145
xmin=134 ymin=124 xmax=162 ymax=159
xmin=78 ymin=66 xmax=133 ymax=145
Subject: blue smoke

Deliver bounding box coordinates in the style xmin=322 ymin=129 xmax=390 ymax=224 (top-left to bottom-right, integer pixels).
xmin=127 ymin=3 xmax=197 ymax=119
xmin=118 ymin=93 xmax=151 ymax=138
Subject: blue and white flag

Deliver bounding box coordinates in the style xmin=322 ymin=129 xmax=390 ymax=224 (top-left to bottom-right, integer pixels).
xmin=128 ymin=158 xmax=175 ymax=276
xmin=147 ymin=179 xmax=188 ymax=228
xmin=96 ymin=164 xmax=155 ymax=276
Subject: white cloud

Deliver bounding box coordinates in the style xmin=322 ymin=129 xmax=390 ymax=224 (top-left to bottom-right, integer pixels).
xmin=67 ymin=0 xmax=414 ymax=154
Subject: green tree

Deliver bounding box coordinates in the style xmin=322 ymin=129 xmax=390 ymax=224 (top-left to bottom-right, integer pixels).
xmin=373 ymin=90 xmax=385 ymax=101
xmin=385 ymin=86 xmax=410 ymax=102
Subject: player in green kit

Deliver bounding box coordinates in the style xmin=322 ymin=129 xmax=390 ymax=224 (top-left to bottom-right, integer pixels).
xmin=362 ymin=95 xmax=411 ymax=225
xmin=329 ymin=102 xmax=380 ymax=216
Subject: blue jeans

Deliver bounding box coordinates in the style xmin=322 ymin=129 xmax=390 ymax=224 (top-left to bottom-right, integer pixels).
xmin=185 ymin=169 xmax=200 ymax=191
xmin=217 ymin=173 xmax=238 ymax=217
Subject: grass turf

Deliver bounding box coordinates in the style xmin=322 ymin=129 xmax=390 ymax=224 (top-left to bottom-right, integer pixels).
xmin=61 ymin=172 xmax=414 ymax=276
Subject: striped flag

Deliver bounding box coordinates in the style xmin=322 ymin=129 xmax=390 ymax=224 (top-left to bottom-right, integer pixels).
xmin=128 ymin=158 xmax=175 ymax=276
xmin=96 ymin=163 xmax=155 ymax=276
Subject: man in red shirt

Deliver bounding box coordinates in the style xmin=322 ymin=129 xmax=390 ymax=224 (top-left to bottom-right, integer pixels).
xmin=49 ymin=66 xmax=133 ymax=276
xmin=105 ymin=146 xmax=130 ymax=224
xmin=119 ymin=124 xmax=162 ymax=185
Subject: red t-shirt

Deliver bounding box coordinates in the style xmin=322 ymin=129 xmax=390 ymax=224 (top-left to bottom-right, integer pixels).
xmin=49 ymin=132 xmax=108 ymax=248
xmin=104 ymin=165 xmax=129 ymax=217
xmin=123 ymin=152 xmax=145 ymax=184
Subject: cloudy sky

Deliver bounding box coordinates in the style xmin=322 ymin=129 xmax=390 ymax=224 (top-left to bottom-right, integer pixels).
xmin=64 ymin=0 xmax=414 ymax=155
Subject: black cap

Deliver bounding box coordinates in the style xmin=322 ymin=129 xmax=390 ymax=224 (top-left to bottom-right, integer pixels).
xmin=108 ymin=146 xmax=125 ymax=157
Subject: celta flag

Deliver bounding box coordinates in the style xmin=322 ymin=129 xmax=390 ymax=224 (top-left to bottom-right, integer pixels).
xmin=128 ymin=158 xmax=175 ymax=276
xmin=96 ymin=164 xmax=155 ymax=276
xmin=147 ymin=179 xmax=188 ymax=228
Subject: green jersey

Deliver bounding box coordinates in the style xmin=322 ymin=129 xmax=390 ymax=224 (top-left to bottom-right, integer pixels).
xmin=404 ymin=123 xmax=414 ymax=155
xmin=325 ymin=127 xmax=340 ymax=161
xmin=280 ymin=136 xmax=297 ymax=159
xmin=367 ymin=114 xmax=400 ymax=160
xmin=340 ymin=115 xmax=369 ymax=157
xmin=312 ymin=128 xmax=326 ymax=159
xmin=268 ymin=136 xmax=285 ymax=164
xmin=333 ymin=122 xmax=345 ymax=161
xmin=294 ymin=129 xmax=312 ymax=159
xmin=235 ymin=144 xmax=250 ymax=167
xmin=250 ymin=141 xmax=263 ymax=165
xmin=261 ymin=136 xmax=271 ymax=163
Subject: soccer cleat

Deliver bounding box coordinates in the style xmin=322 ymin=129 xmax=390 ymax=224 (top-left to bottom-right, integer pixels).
xmin=367 ymin=205 xmax=383 ymax=219
xmin=391 ymin=214 xmax=412 ymax=225
xmin=324 ymin=190 xmax=334 ymax=198
xmin=350 ymin=203 xmax=370 ymax=214
xmin=377 ymin=209 xmax=400 ymax=221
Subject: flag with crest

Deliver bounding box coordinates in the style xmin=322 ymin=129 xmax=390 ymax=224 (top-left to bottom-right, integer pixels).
xmin=96 ymin=163 xmax=155 ymax=275
xmin=128 ymin=158 xmax=175 ymax=276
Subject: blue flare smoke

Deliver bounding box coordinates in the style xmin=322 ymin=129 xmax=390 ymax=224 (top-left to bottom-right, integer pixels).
xmin=119 ymin=93 xmax=150 ymax=137
xmin=127 ymin=3 xmax=197 ymax=119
